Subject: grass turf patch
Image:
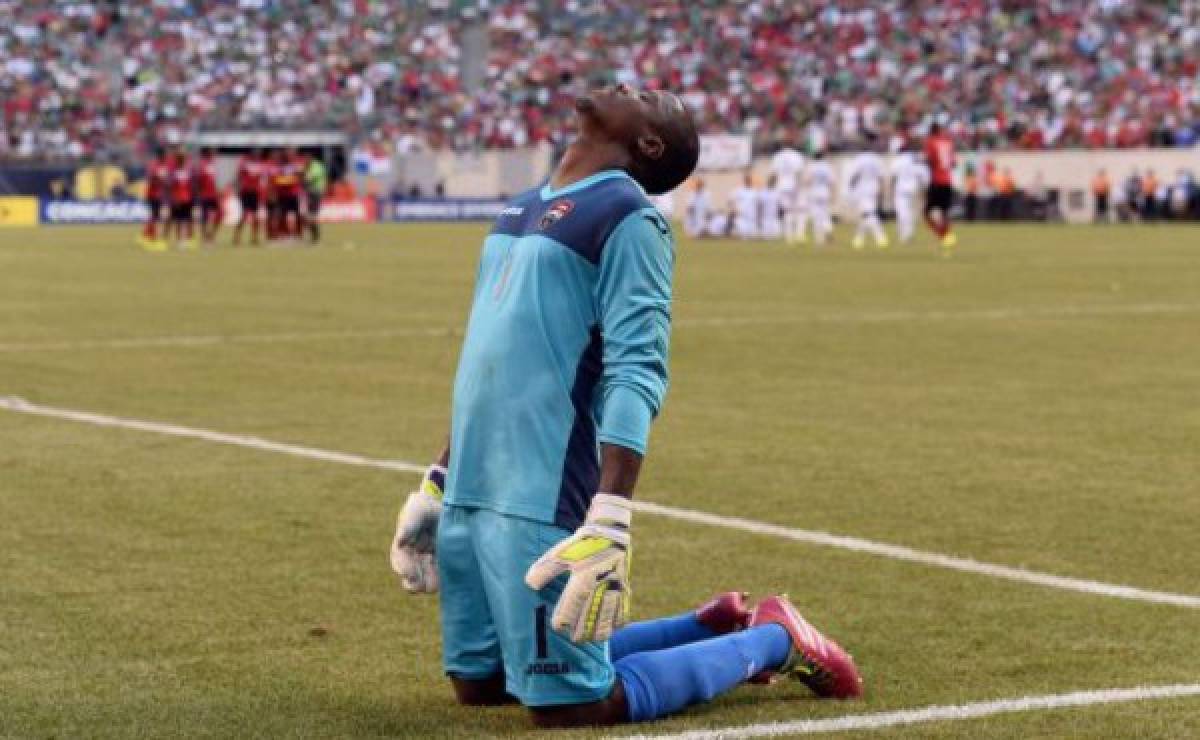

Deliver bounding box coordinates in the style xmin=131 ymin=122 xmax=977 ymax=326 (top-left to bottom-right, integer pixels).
xmin=1 ymin=223 xmax=1198 ymax=738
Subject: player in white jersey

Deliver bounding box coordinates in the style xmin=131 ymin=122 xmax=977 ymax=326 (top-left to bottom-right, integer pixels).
xmin=684 ymin=179 xmax=711 ymax=238
xmin=708 ymin=202 xmax=732 ymax=237
xmin=843 ymin=149 xmax=888 ymax=249
xmin=770 ymin=147 xmax=805 ymax=242
xmin=758 ymin=174 xmax=784 ymax=240
xmin=889 ymin=151 xmax=929 ymax=244
xmin=729 ymin=172 xmax=759 ymax=239
xmin=802 ymin=151 xmax=836 ymax=245
xmin=649 ymin=190 xmax=675 ymax=220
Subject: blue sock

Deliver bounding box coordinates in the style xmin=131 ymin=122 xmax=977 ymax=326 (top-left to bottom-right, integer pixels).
xmin=609 ymin=612 xmax=717 ymax=662
xmin=615 ymin=624 xmax=791 ymax=722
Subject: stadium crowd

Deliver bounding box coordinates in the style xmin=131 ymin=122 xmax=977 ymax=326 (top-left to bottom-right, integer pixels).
xmin=2 ymin=0 xmax=1199 ymax=161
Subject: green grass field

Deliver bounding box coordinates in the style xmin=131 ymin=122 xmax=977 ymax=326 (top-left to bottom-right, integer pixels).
xmin=2 ymin=222 xmax=1198 ymax=739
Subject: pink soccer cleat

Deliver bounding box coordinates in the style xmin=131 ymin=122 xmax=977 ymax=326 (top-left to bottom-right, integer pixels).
xmin=695 ymin=591 xmax=752 ymax=634
xmin=747 ymin=595 xmax=863 ymax=699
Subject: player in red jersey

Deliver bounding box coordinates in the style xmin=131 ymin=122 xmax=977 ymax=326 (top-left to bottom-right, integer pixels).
xmin=923 ymin=122 xmax=958 ymax=251
xmin=275 ymin=148 xmax=304 ymax=240
xmin=233 ymin=149 xmax=264 ymax=246
xmin=257 ymin=149 xmax=273 ymax=240
xmin=165 ymin=149 xmax=197 ymax=249
xmin=263 ymin=149 xmax=282 ymax=240
xmin=196 ymin=148 xmax=222 ymax=244
xmin=140 ymin=149 xmax=171 ymax=251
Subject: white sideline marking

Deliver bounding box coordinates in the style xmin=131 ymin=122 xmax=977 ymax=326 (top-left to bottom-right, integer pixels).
xmin=613 ymin=684 xmax=1200 ymax=739
xmin=2 ymin=302 xmax=1196 ymax=353
xmin=630 ymin=502 xmax=1200 ymax=610
xmin=0 ymin=396 xmax=424 ymax=474
xmin=3 ymin=396 xmax=1199 ymax=611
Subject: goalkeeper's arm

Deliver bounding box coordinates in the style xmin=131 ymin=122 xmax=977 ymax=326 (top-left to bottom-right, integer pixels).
xmin=597 ymin=444 xmax=642 ymax=498
xmin=525 ymin=208 xmax=674 ymax=642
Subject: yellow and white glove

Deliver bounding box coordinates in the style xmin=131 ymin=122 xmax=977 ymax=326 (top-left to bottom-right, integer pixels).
xmin=525 ymin=493 xmax=631 ymax=643
xmin=389 ymin=464 xmax=446 ymax=593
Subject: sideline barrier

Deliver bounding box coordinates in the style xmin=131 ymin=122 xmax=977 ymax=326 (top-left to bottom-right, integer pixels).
xmin=37 ymin=197 xmax=381 ymax=225
xmin=41 ymin=200 xmax=151 ymax=224
xmin=218 ymin=194 xmax=378 ymax=224
xmin=318 ymin=197 xmax=378 ymax=223
xmin=389 ymin=198 xmax=507 ymax=222
xmin=15 ymin=195 xmax=613 ymax=227
xmin=0 ymin=196 xmax=40 ymax=226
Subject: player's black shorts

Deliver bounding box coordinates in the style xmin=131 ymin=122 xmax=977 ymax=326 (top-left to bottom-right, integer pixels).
xmin=148 ymin=198 xmax=163 ymax=219
xmin=925 ymin=183 xmax=954 ymax=213
xmin=305 ymin=191 xmax=321 ymax=216
xmin=280 ymin=193 xmax=300 ymax=215
xmin=200 ymin=198 xmax=220 ymax=220
xmin=239 ymin=191 xmax=259 ymax=214
xmin=170 ymin=201 xmax=194 ymax=222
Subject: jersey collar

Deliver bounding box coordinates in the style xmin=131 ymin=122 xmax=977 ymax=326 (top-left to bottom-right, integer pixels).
xmin=540 ymin=169 xmax=632 ymax=201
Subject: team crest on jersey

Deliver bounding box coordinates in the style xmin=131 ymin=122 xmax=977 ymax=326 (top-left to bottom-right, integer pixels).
xmin=539 ymin=199 xmax=574 ymax=230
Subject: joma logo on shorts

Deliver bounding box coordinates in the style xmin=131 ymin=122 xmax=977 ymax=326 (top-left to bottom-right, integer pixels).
xmin=525 ymin=661 xmax=572 ymax=676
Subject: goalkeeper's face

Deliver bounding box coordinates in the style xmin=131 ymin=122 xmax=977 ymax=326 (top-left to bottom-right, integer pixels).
xmin=576 ymin=84 xmax=699 ymax=195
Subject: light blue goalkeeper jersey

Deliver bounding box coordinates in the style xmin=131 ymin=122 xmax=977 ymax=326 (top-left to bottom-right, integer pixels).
xmin=445 ymin=169 xmax=673 ymax=531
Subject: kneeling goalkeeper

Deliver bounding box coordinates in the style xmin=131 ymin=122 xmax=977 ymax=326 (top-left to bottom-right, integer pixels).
xmin=392 ymin=84 xmax=862 ymax=727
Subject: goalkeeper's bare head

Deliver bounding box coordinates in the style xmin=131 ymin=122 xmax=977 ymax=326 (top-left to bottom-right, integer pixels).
xmin=573 ymin=84 xmax=699 ymax=195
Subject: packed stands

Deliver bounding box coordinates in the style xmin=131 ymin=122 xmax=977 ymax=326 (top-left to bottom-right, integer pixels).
xmin=2 ymin=0 xmax=1198 ymax=161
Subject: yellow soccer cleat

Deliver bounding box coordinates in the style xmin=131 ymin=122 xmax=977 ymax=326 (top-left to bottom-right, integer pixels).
xmin=941 ymin=231 xmax=958 ymax=248
xmin=851 ymin=236 xmax=865 ymax=250
xmin=876 ymin=237 xmax=890 ymax=249
xmin=138 ymin=235 xmax=167 ymax=252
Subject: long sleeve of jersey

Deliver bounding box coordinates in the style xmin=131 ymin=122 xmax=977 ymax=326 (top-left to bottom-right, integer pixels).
xmin=594 ymin=208 xmax=674 ymax=456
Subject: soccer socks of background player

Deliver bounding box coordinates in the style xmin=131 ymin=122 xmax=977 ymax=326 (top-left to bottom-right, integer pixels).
xmin=609 ymin=613 xmax=718 ymax=662
xmin=855 ymin=216 xmax=887 ymax=248
xmin=924 ymin=213 xmax=947 ymax=238
xmin=868 ymin=215 xmax=888 ymax=247
xmin=615 ymin=624 xmax=791 ymax=722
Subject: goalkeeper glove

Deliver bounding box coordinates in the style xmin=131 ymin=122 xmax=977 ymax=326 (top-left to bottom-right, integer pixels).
xmin=389 ymin=464 xmax=446 ymax=593
xmin=525 ymin=493 xmax=631 ymax=643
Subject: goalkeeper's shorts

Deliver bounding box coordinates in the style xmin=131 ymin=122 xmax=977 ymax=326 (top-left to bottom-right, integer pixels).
xmin=436 ymin=504 xmax=615 ymax=706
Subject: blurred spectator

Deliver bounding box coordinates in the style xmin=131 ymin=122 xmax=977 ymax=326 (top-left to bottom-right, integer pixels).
xmin=963 ymin=164 xmax=979 ymax=221
xmin=995 ymin=167 xmax=1017 ymax=220
xmin=1092 ymin=168 xmax=1111 ymax=222
xmin=1168 ymin=169 xmax=1194 ymax=217
xmin=1141 ymin=169 xmax=1159 ymax=219
xmin=1120 ymin=170 xmax=1142 ymax=221
xmin=2 ymin=0 xmax=1199 ymax=160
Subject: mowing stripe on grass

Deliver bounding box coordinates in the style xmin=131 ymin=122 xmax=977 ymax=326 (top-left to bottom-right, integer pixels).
xmin=678 ymin=301 xmax=1200 ymax=328
xmin=2 ymin=302 xmax=1197 ymax=353
xmin=612 ymin=683 xmax=1200 ymax=739
xmin=3 ymin=396 xmax=1200 ymax=611
xmin=0 ymin=326 xmax=462 ymax=353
